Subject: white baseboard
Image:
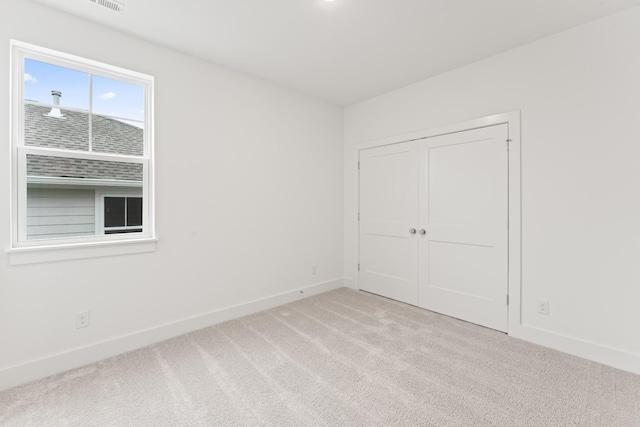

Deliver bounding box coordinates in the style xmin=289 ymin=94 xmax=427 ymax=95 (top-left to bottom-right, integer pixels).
xmin=4 ymin=280 xmax=636 ymax=392
xmin=343 ymin=276 xmax=357 ymax=289
xmin=343 ymin=277 xmax=639 ymax=374
xmin=0 ymin=278 xmax=344 ymax=392
xmin=509 ymin=323 xmax=640 ymax=375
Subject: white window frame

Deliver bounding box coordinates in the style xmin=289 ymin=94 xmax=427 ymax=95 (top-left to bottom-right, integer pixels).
xmin=8 ymin=40 xmax=156 ymax=265
xmin=96 ymin=189 xmax=144 ymax=235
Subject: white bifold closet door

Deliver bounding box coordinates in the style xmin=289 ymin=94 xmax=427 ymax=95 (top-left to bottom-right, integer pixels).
xmin=359 ymin=124 xmax=509 ymax=332
xmin=418 ymin=124 xmax=509 ymax=331
xmin=359 ymin=141 xmax=419 ymax=305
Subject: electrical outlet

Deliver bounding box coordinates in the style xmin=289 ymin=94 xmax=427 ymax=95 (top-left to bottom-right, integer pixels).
xmin=312 ymin=265 xmax=318 ymax=275
xmin=537 ymin=299 xmax=550 ymax=315
xmin=76 ymin=310 xmax=90 ymax=329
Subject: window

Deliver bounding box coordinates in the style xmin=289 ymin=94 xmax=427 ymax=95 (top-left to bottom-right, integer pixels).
xmin=9 ymin=40 xmax=155 ymax=262
xmin=104 ymin=197 xmax=143 ymax=234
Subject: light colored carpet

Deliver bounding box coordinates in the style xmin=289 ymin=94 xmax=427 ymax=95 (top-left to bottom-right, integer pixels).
xmin=1 ymin=288 xmax=639 ymax=426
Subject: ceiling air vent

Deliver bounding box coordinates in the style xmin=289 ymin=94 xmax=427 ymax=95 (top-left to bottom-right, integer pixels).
xmin=88 ymin=0 xmax=124 ymax=12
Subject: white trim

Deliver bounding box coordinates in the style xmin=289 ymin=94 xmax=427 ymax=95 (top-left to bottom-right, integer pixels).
xmin=353 ymin=112 xmax=519 ymax=150
xmin=144 ymin=71 xmax=155 ymax=247
xmin=89 ymin=73 xmax=93 ymax=152
xmin=13 ymin=216 xmax=153 ymax=250
xmin=352 ymin=110 xmax=522 ymax=333
xmin=7 ymin=238 xmax=157 ymax=265
xmin=21 ymin=145 xmax=147 ymax=163
xmin=11 ymin=40 xmax=153 ymax=86
xmin=9 ymin=40 xmax=22 ymax=252
xmin=343 ymin=277 xmax=357 ymax=289
xmin=10 ymin=40 xmax=155 ymax=259
xmin=510 ymin=323 xmax=640 ymax=375
xmin=0 ymin=279 xmax=345 ymax=391
xmin=27 ymin=176 xmax=143 ymax=187
xmin=104 ymin=226 xmax=143 ymax=232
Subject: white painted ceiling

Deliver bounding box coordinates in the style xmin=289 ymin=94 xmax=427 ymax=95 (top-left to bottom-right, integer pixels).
xmin=34 ymin=0 xmax=638 ymax=106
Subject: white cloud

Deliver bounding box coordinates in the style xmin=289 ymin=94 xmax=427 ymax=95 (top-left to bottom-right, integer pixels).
xmin=100 ymin=91 xmax=116 ymax=100
xmin=24 ymin=73 xmax=38 ymax=83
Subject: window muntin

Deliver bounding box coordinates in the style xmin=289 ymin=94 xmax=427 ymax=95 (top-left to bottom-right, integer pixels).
xmin=11 ymin=41 xmax=154 ymax=249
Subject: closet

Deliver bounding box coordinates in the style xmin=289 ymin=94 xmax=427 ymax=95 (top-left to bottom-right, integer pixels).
xmin=359 ymin=124 xmax=509 ymax=332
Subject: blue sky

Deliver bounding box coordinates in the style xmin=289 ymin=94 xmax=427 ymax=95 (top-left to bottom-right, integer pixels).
xmin=24 ymin=58 xmax=144 ymax=123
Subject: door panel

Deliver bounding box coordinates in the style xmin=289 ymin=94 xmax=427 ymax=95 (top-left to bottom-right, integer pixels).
xmin=428 ymin=139 xmax=499 ymax=226
xmin=419 ymin=124 xmax=509 ymax=331
xmin=428 ymin=241 xmax=497 ymax=299
xmin=359 ymin=142 xmax=419 ymax=305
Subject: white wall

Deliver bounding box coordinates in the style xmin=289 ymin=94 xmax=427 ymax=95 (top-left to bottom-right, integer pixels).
xmin=344 ymin=7 xmax=640 ymax=373
xmin=0 ymin=0 xmax=344 ymax=389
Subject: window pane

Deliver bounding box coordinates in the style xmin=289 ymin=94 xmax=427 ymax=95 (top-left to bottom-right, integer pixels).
xmin=24 ymin=59 xmax=90 ymax=151
xmin=24 ymin=59 xmax=89 ymax=110
xmin=14 ymin=44 xmax=154 ymax=249
xmin=104 ymin=197 xmax=125 ymax=227
xmin=92 ymin=75 xmax=144 ymax=121
xmin=27 ymin=154 xmax=143 ymax=183
xmin=91 ymin=115 xmax=144 ymax=156
xmin=127 ymin=197 xmax=143 ymax=226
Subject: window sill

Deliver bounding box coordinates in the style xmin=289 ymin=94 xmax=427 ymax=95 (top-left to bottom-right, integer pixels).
xmin=7 ymin=238 xmax=157 ymax=265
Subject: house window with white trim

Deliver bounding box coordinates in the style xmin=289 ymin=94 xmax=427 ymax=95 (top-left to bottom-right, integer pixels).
xmin=10 ymin=41 xmax=154 ymax=256
xmin=104 ymin=196 xmax=143 ymax=234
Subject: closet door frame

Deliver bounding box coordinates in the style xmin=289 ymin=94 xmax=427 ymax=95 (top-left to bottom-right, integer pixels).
xmin=353 ymin=111 xmax=521 ymax=336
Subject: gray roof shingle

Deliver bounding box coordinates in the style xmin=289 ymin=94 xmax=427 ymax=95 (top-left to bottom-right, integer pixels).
xmin=25 ymin=103 xmax=144 ymax=182
xmin=27 ymin=155 xmax=143 ymax=182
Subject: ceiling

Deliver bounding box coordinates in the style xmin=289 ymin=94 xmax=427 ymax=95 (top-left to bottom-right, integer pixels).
xmin=33 ymin=0 xmax=638 ymax=106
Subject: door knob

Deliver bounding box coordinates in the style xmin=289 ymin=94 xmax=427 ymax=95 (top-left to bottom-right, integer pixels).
xmin=418 ymin=229 xmax=426 ymax=235
xmin=409 ymin=228 xmax=417 ymax=234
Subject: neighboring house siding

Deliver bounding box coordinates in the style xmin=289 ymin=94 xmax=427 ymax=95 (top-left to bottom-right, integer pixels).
xmin=27 ymin=188 xmax=95 ymax=240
